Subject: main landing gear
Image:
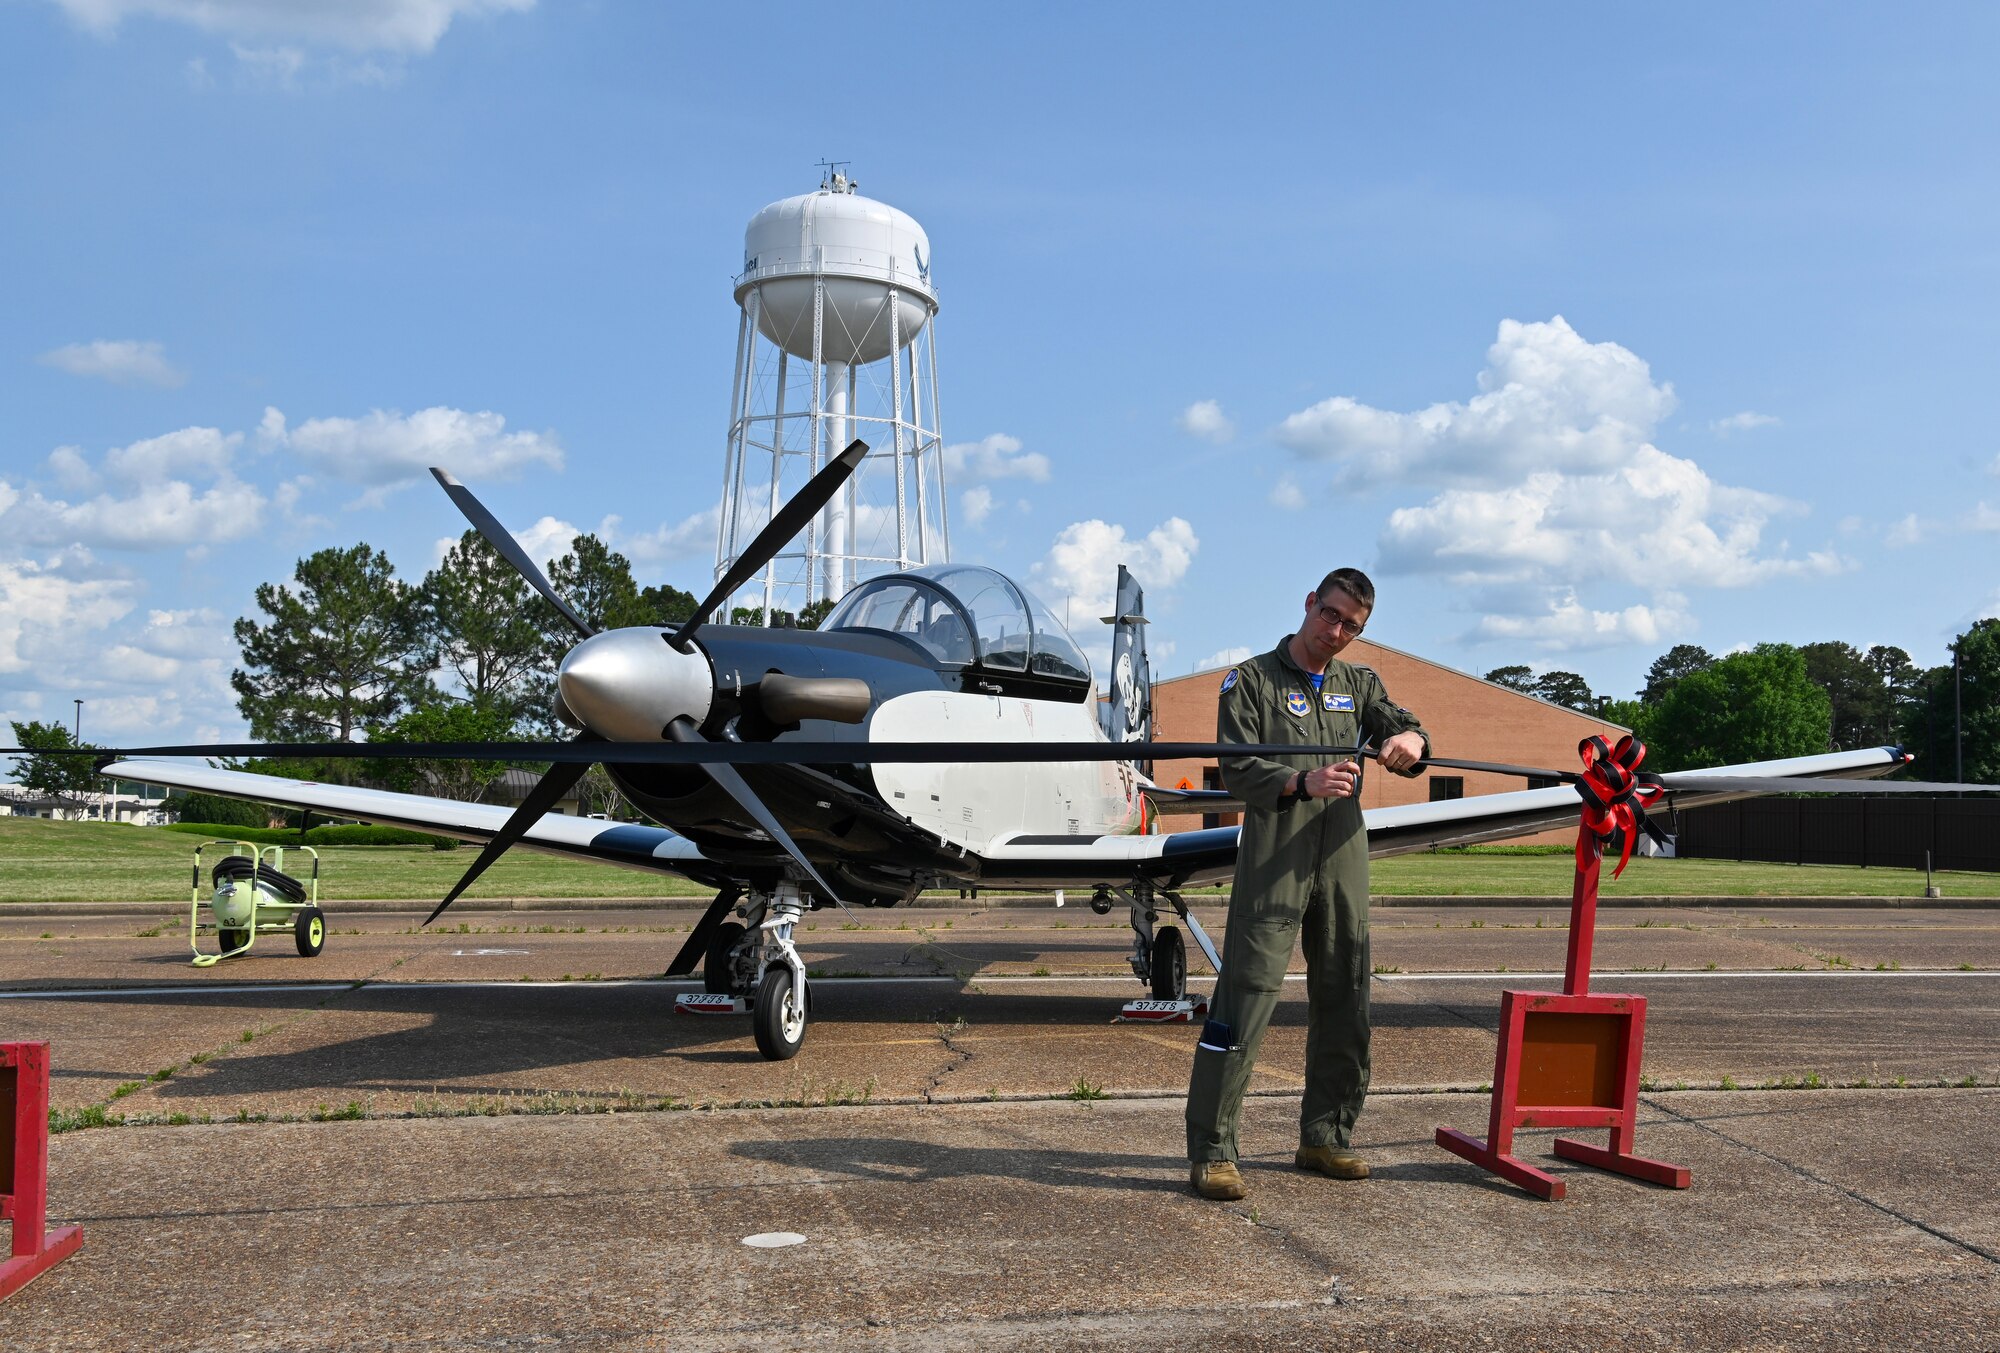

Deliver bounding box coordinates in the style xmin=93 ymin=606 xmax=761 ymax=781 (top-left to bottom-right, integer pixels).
xmin=675 ymin=881 xmax=815 ymax=1060
xmin=1097 ymin=884 xmax=1222 ymax=1023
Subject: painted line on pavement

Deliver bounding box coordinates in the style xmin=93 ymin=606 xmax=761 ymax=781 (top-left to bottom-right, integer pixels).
xmin=2 ymin=967 xmax=1992 ymax=1002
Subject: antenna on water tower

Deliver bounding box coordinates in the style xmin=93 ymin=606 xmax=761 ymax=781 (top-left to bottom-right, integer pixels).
xmin=716 ymin=168 xmax=949 ymax=623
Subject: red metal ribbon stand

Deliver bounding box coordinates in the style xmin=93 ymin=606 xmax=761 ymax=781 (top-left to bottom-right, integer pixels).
xmin=1433 ymin=738 xmax=1691 ymax=1201
xmin=1 ymin=1043 xmax=84 ymax=1302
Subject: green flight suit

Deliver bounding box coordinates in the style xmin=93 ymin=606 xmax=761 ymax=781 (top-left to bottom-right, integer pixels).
xmin=1185 ymin=637 xmax=1428 ymax=1162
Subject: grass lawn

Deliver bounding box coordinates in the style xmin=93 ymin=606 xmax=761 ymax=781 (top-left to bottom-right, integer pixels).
xmin=0 ymin=818 xmax=707 ymax=904
xmin=3 ymin=817 xmax=1995 ymax=904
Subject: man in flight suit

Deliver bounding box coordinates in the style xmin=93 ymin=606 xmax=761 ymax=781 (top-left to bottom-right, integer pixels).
xmin=1186 ymin=567 xmax=1428 ymax=1201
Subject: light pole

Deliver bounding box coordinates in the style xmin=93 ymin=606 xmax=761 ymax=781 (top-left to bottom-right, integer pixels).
xmin=72 ymin=699 xmax=83 ymax=742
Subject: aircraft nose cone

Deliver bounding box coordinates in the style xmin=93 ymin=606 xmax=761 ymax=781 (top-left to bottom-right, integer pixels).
xmin=557 ymin=629 xmax=714 ymax=741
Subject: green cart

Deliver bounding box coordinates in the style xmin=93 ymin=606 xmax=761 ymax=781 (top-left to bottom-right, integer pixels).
xmin=189 ymin=840 xmax=326 ymax=967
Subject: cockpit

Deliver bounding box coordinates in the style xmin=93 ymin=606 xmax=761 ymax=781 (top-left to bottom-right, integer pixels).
xmin=822 ymin=564 xmax=1093 ymax=689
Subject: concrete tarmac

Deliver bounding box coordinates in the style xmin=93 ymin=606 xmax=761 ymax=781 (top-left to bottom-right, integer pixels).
xmin=2 ymin=902 xmax=1997 ymax=1349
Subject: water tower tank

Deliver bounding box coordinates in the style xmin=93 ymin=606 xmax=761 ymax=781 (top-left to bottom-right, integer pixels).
xmin=736 ymin=187 xmax=936 ymax=365
xmin=714 ymin=170 xmax=951 ymax=618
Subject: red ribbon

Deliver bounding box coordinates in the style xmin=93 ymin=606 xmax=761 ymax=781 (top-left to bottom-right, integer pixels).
xmin=1574 ymin=734 xmax=1665 ymax=879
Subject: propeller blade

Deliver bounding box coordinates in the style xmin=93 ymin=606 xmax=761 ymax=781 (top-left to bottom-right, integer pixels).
xmin=422 ymin=758 xmax=593 ymax=927
xmin=666 ymin=718 xmax=848 ymax=910
xmin=672 ymin=438 xmax=869 ymax=648
xmin=430 ymin=467 xmax=595 ymax=641
xmin=664 ymin=885 xmax=744 ymax=978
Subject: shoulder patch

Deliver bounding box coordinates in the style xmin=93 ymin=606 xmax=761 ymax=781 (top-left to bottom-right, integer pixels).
xmin=1219 ymin=667 xmax=1237 ymax=694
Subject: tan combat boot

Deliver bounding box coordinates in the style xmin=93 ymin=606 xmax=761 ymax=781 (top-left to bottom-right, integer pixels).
xmin=1294 ymin=1145 xmax=1370 ymax=1180
xmin=1189 ymin=1159 xmax=1247 ymax=1200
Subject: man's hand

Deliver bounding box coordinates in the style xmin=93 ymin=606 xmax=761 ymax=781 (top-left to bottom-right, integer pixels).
xmin=1303 ymin=760 xmax=1361 ymax=799
xmin=1378 ymin=731 xmax=1426 ymax=774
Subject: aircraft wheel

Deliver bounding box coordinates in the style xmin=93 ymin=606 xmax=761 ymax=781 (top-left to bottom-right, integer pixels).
xmin=217 ymin=927 xmax=249 ymax=954
xmin=704 ymin=921 xmax=746 ymax=994
xmin=753 ymin=966 xmax=808 ymax=1061
xmin=293 ymin=907 xmax=326 ymax=957
xmin=1150 ymin=925 xmax=1187 ymax=1001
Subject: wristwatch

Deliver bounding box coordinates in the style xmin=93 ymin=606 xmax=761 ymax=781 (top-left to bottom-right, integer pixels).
xmin=1288 ymin=772 xmax=1312 ymax=805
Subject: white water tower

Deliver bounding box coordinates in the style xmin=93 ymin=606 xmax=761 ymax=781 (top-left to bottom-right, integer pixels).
xmin=715 ymin=168 xmax=950 ymax=619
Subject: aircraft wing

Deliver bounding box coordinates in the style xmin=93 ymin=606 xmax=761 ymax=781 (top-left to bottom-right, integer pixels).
xmin=974 ymin=745 xmax=1913 ymax=889
xmin=100 ymin=760 xmax=717 ymax=881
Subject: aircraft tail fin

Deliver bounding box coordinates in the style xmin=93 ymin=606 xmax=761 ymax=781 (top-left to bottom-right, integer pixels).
xmin=1100 ymin=564 xmax=1152 ymax=767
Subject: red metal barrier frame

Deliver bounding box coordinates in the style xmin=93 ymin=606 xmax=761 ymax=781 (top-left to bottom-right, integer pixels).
xmin=1436 ymin=990 xmax=1690 ymax=1201
xmin=1 ymin=1043 xmax=84 ymax=1302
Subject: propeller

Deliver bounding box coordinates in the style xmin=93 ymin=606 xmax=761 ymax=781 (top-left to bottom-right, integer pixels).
xmin=423 ymin=756 xmax=594 ymax=927
xmin=430 ymin=468 xmax=595 ymax=641
xmin=666 ymin=717 xmax=849 ymax=910
xmin=394 ymin=441 xmax=874 ymax=921
xmin=670 ymin=438 xmax=869 ymax=651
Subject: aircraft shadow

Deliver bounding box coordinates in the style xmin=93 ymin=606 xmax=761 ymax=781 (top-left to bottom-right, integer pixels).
xmin=731 ymin=1136 xmax=1189 ymax=1194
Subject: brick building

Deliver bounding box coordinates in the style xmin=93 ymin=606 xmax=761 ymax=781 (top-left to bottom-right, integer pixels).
xmin=1146 ymin=637 xmax=1627 ymax=840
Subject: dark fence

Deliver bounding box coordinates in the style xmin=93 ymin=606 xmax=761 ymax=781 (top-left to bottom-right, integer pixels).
xmin=1673 ymin=797 xmax=2000 ymax=873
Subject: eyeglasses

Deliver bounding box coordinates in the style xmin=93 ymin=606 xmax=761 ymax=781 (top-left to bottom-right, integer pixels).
xmin=1315 ymin=603 xmax=1366 ymax=636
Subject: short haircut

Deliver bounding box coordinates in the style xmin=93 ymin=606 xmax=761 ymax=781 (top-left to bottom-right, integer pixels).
xmin=1317 ymin=567 xmax=1375 ymax=610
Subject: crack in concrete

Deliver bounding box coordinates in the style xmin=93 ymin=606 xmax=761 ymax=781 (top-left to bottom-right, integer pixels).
xmin=1641 ymin=1093 xmax=2000 ymax=1266
xmin=922 ymin=1011 xmax=975 ymax=1104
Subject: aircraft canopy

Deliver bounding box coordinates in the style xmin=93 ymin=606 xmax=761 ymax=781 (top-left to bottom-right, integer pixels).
xmin=824 ymin=564 xmax=1092 ymax=683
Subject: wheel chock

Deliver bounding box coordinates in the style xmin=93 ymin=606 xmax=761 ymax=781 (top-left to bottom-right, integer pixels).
xmin=2 ymin=1043 xmax=84 ymax=1304
xmin=675 ymin=993 xmax=749 ymax=1015
xmin=1116 ymin=995 xmax=1210 ymax=1023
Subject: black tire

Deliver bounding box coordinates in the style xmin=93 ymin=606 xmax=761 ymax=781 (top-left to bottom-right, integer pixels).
xmin=217 ymin=927 xmax=250 ymax=954
xmin=294 ymin=906 xmax=326 ymax=957
xmin=704 ymin=921 xmax=746 ymax=994
xmin=752 ymin=965 xmax=808 ymax=1061
xmin=1150 ymin=925 xmax=1187 ymax=1001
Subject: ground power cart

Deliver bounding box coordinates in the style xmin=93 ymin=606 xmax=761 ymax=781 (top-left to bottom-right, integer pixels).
xmin=189 ymin=841 xmax=327 ymax=967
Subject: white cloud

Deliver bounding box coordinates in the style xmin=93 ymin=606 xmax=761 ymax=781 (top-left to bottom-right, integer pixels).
xmin=2 ymin=427 xmax=261 ymax=552
xmin=1712 ymin=410 xmax=1779 ymax=435
xmin=267 ymin=405 xmax=563 ymax=487
xmin=1275 ymin=316 xmax=1675 ymax=489
xmin=1378 ymin=448 xmax=1842 ymax=592
xmin=51 ymin=0 xmax=535 ymax=54
xmin=943 ymin=433 xmax=1050 ymax=484
xmin=1276 ymin=316 xmax=1843 ymax=651
xmin=1970 ymin=502 xmax=2000 ymax=532
xmin=1177 ymin=399 xmax=1234 ymax=444
xmin=614 ymin=506 xmax=719 ymax=565
xmin=1269 ymin=475 xmax=1305 ymax=510
xmin=0 ymin=556 xmax=137 ymax=676
xmin=1886 ymin=513 xmax=1927 ymax=547
xmin=960 ymin=486 xmax=994 ymax=526
xmin=1471 ymin=591 xmax=1688 ymax=651
xmin=38 ymin=339 xmax=186 ymax=388
xmin=1033 ymin=517 xmax=1198 ymax=631
xmin=1196 ymin=645 xmax=1252 ymax=673
xmin=515 ymin=516 xmax=581 ymax=571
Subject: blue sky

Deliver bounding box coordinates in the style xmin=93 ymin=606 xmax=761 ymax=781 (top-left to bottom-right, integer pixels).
xmin=3 ymin=2 xmax=1996 ymax=749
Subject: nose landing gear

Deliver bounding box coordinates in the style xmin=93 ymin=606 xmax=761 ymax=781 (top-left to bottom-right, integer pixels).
xmin=1113 ymin=885 xmax=1219 ymax=1023
xmin=675 ymin=880 xmax=816 ymax=1060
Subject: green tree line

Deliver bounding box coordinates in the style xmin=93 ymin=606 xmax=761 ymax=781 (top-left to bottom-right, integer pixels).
xmin=1485 ymin=626 xmax=1996 ymax=778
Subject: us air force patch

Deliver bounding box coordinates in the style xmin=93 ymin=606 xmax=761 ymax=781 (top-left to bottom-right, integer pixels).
xmin=1325 ymin=693 xmax=1356 ymax=712
xmin=1286 ymin=691 xmax=1311 ymax=717
xmin=1219 ymin=668 xmax=1238 ymax=694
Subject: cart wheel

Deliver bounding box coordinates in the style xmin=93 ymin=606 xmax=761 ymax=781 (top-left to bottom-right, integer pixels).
xmin=294 ymin=906 xmax=326 ymax=957
xmin=217 ymin=927 xmax=250 ymax=954
xmin=752 ymin=966 xmax=808 ymax=1060
xmin=1150 ymin=925 xmax=1187 ymax=1001
xmin=704 ymin=920 xmax=746 ymax=994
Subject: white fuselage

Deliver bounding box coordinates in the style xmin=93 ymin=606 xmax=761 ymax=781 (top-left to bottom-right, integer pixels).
xmin=867 ymin=690 xmax=1145 ymax=853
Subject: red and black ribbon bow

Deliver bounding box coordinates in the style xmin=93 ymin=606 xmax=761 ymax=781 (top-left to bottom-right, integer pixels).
xmin=1574 ymin=734 xmax=1672 ymax=878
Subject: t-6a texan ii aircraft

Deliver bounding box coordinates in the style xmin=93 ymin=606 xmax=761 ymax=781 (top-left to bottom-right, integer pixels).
xmin=73 ymin=442 xmax=1957 ymax=1059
